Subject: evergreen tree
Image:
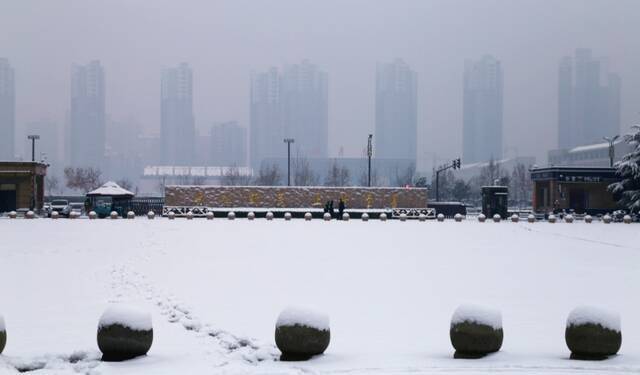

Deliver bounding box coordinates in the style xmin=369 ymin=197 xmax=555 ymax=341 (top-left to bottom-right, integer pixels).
xmin=609 ymin=125 xmax=640 ymax=212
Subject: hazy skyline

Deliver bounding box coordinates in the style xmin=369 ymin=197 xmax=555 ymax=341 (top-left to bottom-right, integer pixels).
xmin=2 ymin=0 xmax=639 ymax=171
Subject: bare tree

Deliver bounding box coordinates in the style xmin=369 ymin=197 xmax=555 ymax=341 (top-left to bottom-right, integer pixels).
xmin=324 ymin=159 xmax=350 ymax=186
xmin=394 ymin=163 xmax=416 ymax=187
xmin=254 ymin=163 xmax=282 ymax=186
xmin=510 ymin=163 xmax=533 ymax=207
xmin=293 ymin=156 xmax=319 ymax=186
xmin=221 ymin=165 xmax=252 ymax=186
xmin=45 ymin=175 xmax=61 ymax=196
xmin=64 ymin=167 xmax=103 ymax=193
xmin=358 ymin=167 xmax=379 ymax=187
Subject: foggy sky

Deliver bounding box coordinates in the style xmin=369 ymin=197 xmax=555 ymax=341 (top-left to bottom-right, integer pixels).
xmin=2 ymin=0 xmax=639 ymax=171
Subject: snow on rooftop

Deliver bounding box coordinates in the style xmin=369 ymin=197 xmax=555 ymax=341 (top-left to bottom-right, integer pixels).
xmin=451 ymin=304 xmax=502 ymax=330
xmin=87 ymin=181 xmax=134 ymax=197
xmin=567 ymin=306 xmax=621 ymax=332
xmin=98 ymin=304 xmax=152 ymax=331
xmin=276 ymin=307 xmax=330 ymax=331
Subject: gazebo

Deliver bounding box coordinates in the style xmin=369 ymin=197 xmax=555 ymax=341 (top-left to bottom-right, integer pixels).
xmin=86 ymin=181 xmax=135 ymax=217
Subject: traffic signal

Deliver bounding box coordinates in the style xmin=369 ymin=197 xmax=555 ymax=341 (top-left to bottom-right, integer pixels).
xmin=452 ymin=158 xmax=461 ymax=169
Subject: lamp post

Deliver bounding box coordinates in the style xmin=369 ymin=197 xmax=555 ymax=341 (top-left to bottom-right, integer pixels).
xmin=367 ymin=134 xmax=373 ymax=187
xmin=435 ymin=158 xmax=461 ymax=202
xmin=603 ymin=135 xmax=620 ymax=167
xmin=27 ymin=134 xmax=40 ymax=162
xmin=283 ymin=138 xmax=294 ymax=186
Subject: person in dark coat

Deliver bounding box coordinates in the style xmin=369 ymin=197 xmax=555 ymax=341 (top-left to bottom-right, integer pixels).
xmin=329 ymin=200 xmax=334 ymax=218
xmin=338 ymin=198 xmax=345 ymax=219
xmin=324 ymin=201 xmax=329 ymax=214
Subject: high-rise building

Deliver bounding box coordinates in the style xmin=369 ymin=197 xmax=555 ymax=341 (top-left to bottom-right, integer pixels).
xmin=161 ymin=63 xmax=195 ymax=166
xmin=463 ymin=55 xmax=503 ymax=163
xmin=250 ymin=60 xmax=328 ymax=168
xmin=0 ymin=58 xmax=15 ymax=161
xmin=210 ymin=121 xmax=247 ymax=166
xmin=70 ymin=60 xmax=106 ymax=168
xmin=558 ymin=49 xmax=621 ymax=149
xmin=375 ymin=59 xmax=417 ymax=162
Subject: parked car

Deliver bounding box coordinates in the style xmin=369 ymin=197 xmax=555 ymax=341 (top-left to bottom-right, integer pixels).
xmin=49 ymin=199 xmax=71 ymax=217
xmin=69 ymin=202 xmax=84 ymax=216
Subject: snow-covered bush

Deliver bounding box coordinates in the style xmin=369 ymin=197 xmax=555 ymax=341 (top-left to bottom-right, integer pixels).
xmin=110 ymin=211 xmax=119 ymax=220
xmin=275 ymin=307 xmax=330 ymax=361
xmin=186 ymin=211 xmax=193 ymax=220
xmin=51 ymin=211 xmax=59 ymax=219
xmin=584 ymin=215 xmax=593 ymax=223
xmin=450 ymin=304 xmax=503 ymax=358
xmin=342 ymin=212 xmax=350 ymax=221
xmin=8 ymin=211 xmax=16 ymax=219
xmin=399 ymin=213 xmax=407 ymax=222
xmin=493 ymin=214 xmax=501 ymax=222
xmin=98 ymin=304 xmax=153 ymax=362
xmin=0 ymin=314 xmax=5 ymax=354
xmin=206 ymin=211 xmax=214 ymax=220
xmin=603 ymin=214 xmax=612 ymax=224
xmin=379 ymin=213 xmax=388 ymax=221
xmin=323 ymin=212 xmax=331 ymax=221
xmin=510 ymin=214 xmax=519 ymax=223
xmin=527 ymin=214 xmax=535 ymax=223
xmin=89 ymin=211 xmax=97 ymax=219
xmin=266 ymin=211 xmax=274 ymax=221
xmin=437 ymin=213 xmax=445 ymax=222
xmin=565 ymin=214 xmax=574 ymax=223
xmin=361 ymin=212 xmax=369 ymax=222
xmin=454 ymin=213 xmax=463 ymax=222
xmin=227 ymin=211 xmax=236 ymax=220
xmin=478 ymin=214 xmax=486 ymax=222
xmin=548 ymin=214 xmax=556 ymax=223
xmin=284 ymin=212 xmax=292 ymax=221
xmin=25 ymin=210 xmax=35 ymax=219
xmin=247 ymin=212 xmax=256 ymax=220
xmin=127 ymin=211 xmax=135 ymax=219
xmin=565 ymin=306 xmax=621 ymax=360
xmin=608 ymin=125 xmax=640 ymax=213
xmin=304 ymin=212 xmax=312 ymax=221
xmin=418 ymin=213 xmax=427 ymax=222
xmin=147 ymin=211 xmax=155 ymax=220
xmin=167 ymin=211 xmax=175 ymax=220
xmin=623 ymin=214 xmax=632 ymax=224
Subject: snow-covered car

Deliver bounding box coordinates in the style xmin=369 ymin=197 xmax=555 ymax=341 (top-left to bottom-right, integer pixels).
xmin=69 ymin=202 xmax=84 ymax=216
xmin=49 ymin=199 xmax=71 ymax=217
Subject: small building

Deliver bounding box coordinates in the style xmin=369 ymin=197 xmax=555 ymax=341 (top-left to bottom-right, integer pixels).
xmin=87 ymin=181 xmax=134 ymax=217
xmin=530 ymin=166 xmax=620 ymax=215
xmin=0 ymin=161 xmax=48 ymax=212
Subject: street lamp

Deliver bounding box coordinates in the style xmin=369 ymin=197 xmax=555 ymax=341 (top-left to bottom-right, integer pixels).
xmin=27 ymin=134 xmax=40 ymax=162
xmin=283 ymin=138 xmax=294 ymax=186
xmin=367 ymin=134 xmax=373 ymax=187
xmin=603 ymin=135 xmax=620 ymax=167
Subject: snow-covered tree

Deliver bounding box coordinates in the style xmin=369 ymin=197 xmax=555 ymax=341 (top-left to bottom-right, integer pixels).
xmin=609 ymin=125 xmax=640 ymax=212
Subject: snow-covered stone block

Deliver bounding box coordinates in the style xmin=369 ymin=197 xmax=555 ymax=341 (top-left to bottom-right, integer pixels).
xmin=603 ymin=214 xmax=612 ymax=224
xmin=206 ymin=211 xmax=214 ymax=220
xmin=478 ymin=214 xmax=486 ymax=222
xmin=379 ymin=213 xmax=388 ymax=221
xmin=266 ymin=211 xmax=274 ymax=221
xmin=450 ymin=304 xmax=503 ymax=359
xmin=51 ymin=211 xmax=59 ymax=219
xmin=127 ymin=211 xmax=135 ymax=219
xmin=0 ymin=314 xmax=5 ymax=354
xmin=25 ymin=210 xmax=35 ymax=219
xmin=8 ymin=211 xmax=16 ymax=219
xmin=623 ymin=215 xmax=632 ymax=224
xmin=89 ymin=211 xmax=97 ymax=219
xmin=361 ymin=212 xmax=369 ymax=222
xmin=284 ymin=212 xmax=292 ymax=221
xmin=454 ymin=213 xmax=463 ymax=222
xmin=548 ymin=214 xmax=556 ymax=223
xmin=168 ymin=211 xmax=175 ymax=220
xmin=565 ymin=214 xmax=574 ymax=223
xmin=227 ymin=211 xmax=236 ymax=220
xmin=527 ymin=214 xmax=535 ymax=223
xmin=342 ymin=212 xmax=350 ymax=221
xmin=147 ymin=211 xmax=155 ymax=220
xmin=69 ymin=211 xmax=78 ymax=219
xmin=304 ymin=212 xmax=312 ymax=221
xmin=399 ymin=213 xmax=408 ymax=222
xmin=437 ymin=213 xmax=445 ymax=222
xmin=510 ymin=214 xmax=519 ymax=223
xmin=110 ymin=211 xmax=119 ymax=220
xmin=275 ymin=307 xmax=330 ymax=361
xmin=323 ymin=212 xmax=331 ymax=221
xmin=186 ymin=211 xmax=193 ymax=220
xmin=565 ymin=306 xmax=621 ymax=360
xmin=584 ymin=215 xmax=593 ymax=223
xmin=247 ymin=212 xmax=255 ymax=220
xmin=418 ymin=213 xmax=427 ymax=222
xmin=493 ymin=214 xmax=501 ymax=222
xmin=97 ymin=305 xmax=153 ymax=361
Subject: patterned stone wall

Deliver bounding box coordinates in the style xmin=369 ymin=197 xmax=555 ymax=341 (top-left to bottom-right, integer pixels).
xmin=165 ymin=186 xmax=428 ymax=209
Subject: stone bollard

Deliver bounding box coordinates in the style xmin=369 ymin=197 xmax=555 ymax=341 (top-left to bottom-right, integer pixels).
xmin=342 ymin=212 xmax=350 ymax=221
xmin=51 ymin=211 xmax=60 ymax=219
xmin=454 ymin=213 xmax=463 ymax=222
xmin=186 ymin=211 xmax=194 ymax=220
xmin=584 ymin=215 xmax=593 ymax=223
xmin=8 ymin=211 xmax=17 ymax=219
xmin=437 ymin=213 xmax=445 ymax=222
xmin=603 ymin=214 xmax=612 ymax=224
xmin=418 ymin=213 xmax=427 ymax=222
xmin=89 ymin=211 xmax=97 ymax=220
xmin=304 ymin=212 xmax=312 ymax=221
xmin=275 ymin=307 xmax=330 ymax=361
xmin=323 ymin=212 xmax=331 ymax=221
xmin=266 ymin=211 xmax=274 ymax=221
xmin=69 ymin=211 xmax=78 ymax=219
xmin=509 ymin=214 xmax=518 ymax=223
xmin=97 ymin=305 xmax=153 ymax=362
xmin=0 ymin=313 xmax=5 ymax=354
xmin=623 ymin=215 xmax=632 ymax=224
xmin=379 ymin=213 xmax=388 ymax=221
xmin=110 ymin=211 xmax=119 ymax=220
xmin=527 ymin=214 xmax=535 ymax=223
xmin=548 ymin=214 xmax=556 ymax=223
xmin=478 ymin=214 xmax=486 ymax=222
xmin=206 ymin=212 xmax=214 ymax=220
xmin=493 ymin=214 xmax=501 ymax=223
xmin=147 ymin=211 xmax=155 ymax=220
xmin=450 ymin=305 xmax=503 ymax=359
xmin=361 ymin=213 xmax=369 ymax=222
xmin=399 ymin=213 xmax=407 ymax=222
xmin=168 ymin=212 xmax=175 ymax=220
xmin=25 ymin=210 xmax=35 ymax=219
xmin=284 ymin=212 xmax=292 ymax=221
xmin=127 ymin=211 xmax=135 ymax=220
xmin=247 ymin=212 xmax=256 ymax=220
xmin=565 ymin=214 xmax=574 ymax=223
xmin=227 ymin=211 xmax=236 ymax=220
xmin=565 ymin=306 xmax=621 ymax=360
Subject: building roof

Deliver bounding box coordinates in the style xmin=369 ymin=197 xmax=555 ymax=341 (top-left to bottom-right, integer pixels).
xmin=87 ymin=181 xmax=134 ymax=197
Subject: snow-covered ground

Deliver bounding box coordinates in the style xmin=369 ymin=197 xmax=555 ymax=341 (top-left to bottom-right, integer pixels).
xmin=1 ymin=218 xmax=639 ymax=374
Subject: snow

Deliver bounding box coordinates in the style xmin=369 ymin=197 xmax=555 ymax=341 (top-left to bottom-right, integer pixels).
xmin=567 ymin=306 xmax=621 ymax=332
xmin=87 ymin=181 xmax=134 ymax=197
xmin=98 ymin=304 xmax=152 ymax=331
xmin=451 ymin=304 xmax=502 ymax=330
xmin=1 ymin=219 xmax=639 ymax=374
xmin=276 ymin=307 xmax=330 ymax=331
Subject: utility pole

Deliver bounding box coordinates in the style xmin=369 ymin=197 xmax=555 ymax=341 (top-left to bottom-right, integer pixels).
xmin=603 ymin=135 xmax=620 ymax=168
xmin=27 ymin=135 xmax=40 ymax=162
xmin=435 ymin=158 xmax=461 ymax=202
xmin=283 ymin=138 xmax=294 ymax=186
xmin=367 ymin=134 xmax=373 ymax=187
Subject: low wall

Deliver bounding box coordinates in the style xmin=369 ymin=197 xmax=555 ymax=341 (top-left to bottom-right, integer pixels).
xmin=164 ymin=186 xmax=427 ymax=209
